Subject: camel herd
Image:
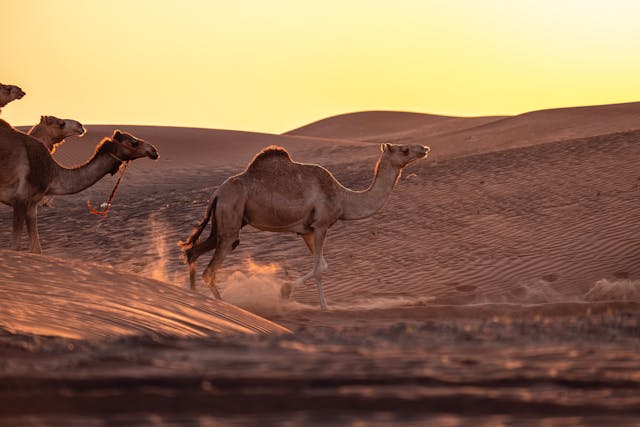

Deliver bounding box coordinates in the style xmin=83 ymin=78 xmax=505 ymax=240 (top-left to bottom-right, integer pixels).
xmin=0 ymin=82 xmax=429 ymax=309
xmin=0 ymin=84 xmax=159 ymax=254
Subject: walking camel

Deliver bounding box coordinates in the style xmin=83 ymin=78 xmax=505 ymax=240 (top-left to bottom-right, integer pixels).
xmin=180 ymin=143 xmax=429 ymax=310
xmin=28 ymin=115 xmax=86 ymax=153
xmin=0 ymin=120 xmax=159 ymax=253
xmin=0 ymin=83 xmax=25 ymax=109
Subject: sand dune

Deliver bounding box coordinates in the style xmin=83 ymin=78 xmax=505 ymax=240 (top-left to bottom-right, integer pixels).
xmin=32 ymin=125 xmax=373 ymax=173
xmin=286 ymin=110 xmax=506 ymax=142
xmin=0 ymin=250 xmax=288 ymax=339
xmin=287 ymin=102 xmax=640 ymax=161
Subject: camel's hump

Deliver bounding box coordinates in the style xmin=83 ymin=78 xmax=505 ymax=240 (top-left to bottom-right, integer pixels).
xmin=248 ymin=145 xmax=292 ymax=166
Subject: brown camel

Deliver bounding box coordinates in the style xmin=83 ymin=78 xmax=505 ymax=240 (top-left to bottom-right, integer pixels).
xmin=28 ymin=116 xmax=87 ymax=208
xmin=28 ymin=115 xmax=86 ymax=153
xmin=180 ymin=143 xmax=429 ymax=309
xmin=0 ymin=83 xmax=25 ymax=109
xmin=0 ymin=120 xmax=159 ymax=253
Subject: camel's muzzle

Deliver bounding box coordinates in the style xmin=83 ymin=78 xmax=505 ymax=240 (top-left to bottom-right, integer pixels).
xmin=71 ymin=122 xmax=86 ymax=137
xmin=418 ymin=146 xmax=430 ymax=158
xmin=146 ymin=145 xmax=160 ymax=160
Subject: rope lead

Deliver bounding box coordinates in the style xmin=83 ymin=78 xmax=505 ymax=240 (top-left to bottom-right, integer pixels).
xmin=87 ymin=161 xmax=130 ymax=216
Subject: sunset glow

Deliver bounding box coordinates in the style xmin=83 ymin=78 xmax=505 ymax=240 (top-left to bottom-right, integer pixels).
xmin=2 ymin=0 xmax=639 ymax=132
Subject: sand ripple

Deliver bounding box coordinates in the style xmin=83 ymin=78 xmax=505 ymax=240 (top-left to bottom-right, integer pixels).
xmin=0 ymin=250 xmax=288 ymax=339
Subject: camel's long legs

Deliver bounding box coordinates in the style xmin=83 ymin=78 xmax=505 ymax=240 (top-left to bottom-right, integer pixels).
xmin=201 ymin=192 xmax=245 ymax=299
xmin=192 ymin=235 xmax=218 ymax=260
xmin=25 ymin=203 xmax=42 ymax=254
xmin=301 ymin=232 xmax=329 ymax=274
xmin=189 ymin=262 xmax=198 ymax=290
xmin=311 ymin=228 xmax=329 ymax=310
xmin=283 ymin=232 xmax=328 ymax=300
xmin=11 ymin=202 xmax=27 ymax=251
xmin=188 ymin=235 xmax=217 ymax=289
xmin=202 ymin=237 xmax=236 ymax=299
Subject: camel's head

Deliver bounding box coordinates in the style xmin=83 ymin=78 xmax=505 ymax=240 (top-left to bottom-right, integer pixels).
xmin=40 ymin=115 xmax=86 ymax=139
xmin=381 ymin=143 xmax=430 ymax=168
xmin=111 ymin=129 xmax=159 ymax=162
xmin=0 ymin=84 xmax=26 ymax=107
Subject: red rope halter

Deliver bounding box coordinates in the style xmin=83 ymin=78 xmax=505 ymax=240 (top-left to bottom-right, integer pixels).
xmin=87 ymin=160 xmax=130 ymax=216
xmin=86 ymin=135 xmax=146 ymax=216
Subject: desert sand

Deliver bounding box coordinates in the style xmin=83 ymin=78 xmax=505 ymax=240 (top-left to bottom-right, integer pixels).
xmin=1 ymin=103 xmax=639 ymax=425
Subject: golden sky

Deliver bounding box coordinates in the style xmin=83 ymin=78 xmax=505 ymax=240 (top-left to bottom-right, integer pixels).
xmin=2 ymin=0 xmax=639 ymax=133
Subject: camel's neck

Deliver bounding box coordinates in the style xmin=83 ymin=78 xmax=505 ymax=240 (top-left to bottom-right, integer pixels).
xmin=0 ymin=97 xmax=12 ymax=108
xmin=340 ymin=155 xmax=402 ymax=220
xmin=47 ymin=151 xmax=122 ymax=195
xmin=28 ymin=124 xmax=61 ymax=151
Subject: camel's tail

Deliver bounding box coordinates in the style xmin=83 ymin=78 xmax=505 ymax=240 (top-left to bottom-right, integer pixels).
xmin=179 ymin=195 xmax=217 ymax=255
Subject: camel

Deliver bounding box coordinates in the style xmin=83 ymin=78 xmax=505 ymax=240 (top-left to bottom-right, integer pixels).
xmin=0 ymin=84 xmax=25 ymax=109
xmin=27 ymin=116 xmax=86 ymax=208
xmin=180 ymin=143 xmax=429 ymax=310
xmin=28 ymin=115 xmax=86 ymax=153
xmin=0 ymin=120 xmax=159 ymax=253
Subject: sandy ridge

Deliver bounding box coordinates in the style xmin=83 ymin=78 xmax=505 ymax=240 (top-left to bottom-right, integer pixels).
xmin=0 ymin=250 xmax=289 ymax=339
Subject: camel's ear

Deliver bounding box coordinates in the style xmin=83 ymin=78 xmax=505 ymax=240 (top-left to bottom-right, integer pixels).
xmin=113 ymin=130 xmax=122 ymax=141
xmin=44 ymin=116 xmax=55 ymax=125
xmin=380 ymin=143 xmax=392 ymax=152
xmin=40 ymin=115 xmax=46 ymax=123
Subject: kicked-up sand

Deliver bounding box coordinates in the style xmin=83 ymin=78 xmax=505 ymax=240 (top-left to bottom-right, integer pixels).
xmin=1 ymin=102 xmax=640 ymax=426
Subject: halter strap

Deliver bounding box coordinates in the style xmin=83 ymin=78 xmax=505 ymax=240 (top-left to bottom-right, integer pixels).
xmin=110 ymin=136 xmax=144 ymax=158
xmin=108 ymin=152 xmax=126 ymax=163
xmin=87 ymin=159 xmax=130 ymax=216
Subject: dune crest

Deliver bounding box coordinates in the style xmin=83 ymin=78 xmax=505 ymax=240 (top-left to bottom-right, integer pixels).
xmin=287 ymin=102 xmax=640 ymax=161
xmin=286 ymin=110 xmax=506 ymax=141
xmin=0 ymin=250 xmax=289 ymax=339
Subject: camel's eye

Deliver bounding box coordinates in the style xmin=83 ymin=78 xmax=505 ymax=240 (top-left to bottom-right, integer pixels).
xmin=131 ymin=140 xmax=140 ymax=148
xmin=402 ymin=147 xmax=409 ymax=154
xmin=59 ymin=121 xmax=65 ymax=128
